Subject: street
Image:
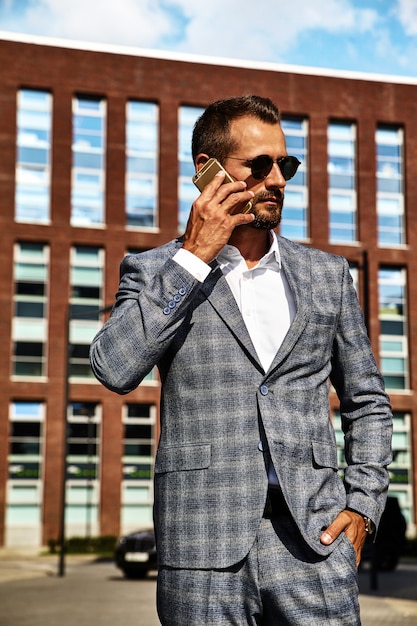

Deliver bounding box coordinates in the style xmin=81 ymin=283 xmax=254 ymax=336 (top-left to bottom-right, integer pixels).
xmin=0 ymin=554 xmax=417 ymax=625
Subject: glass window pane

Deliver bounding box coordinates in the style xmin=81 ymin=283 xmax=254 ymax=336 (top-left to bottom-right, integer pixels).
xmin=376 ymin=126 xmax=405 ymax=246
xmin=71 ymin=97 xmax=106 ymax=226
xmin=280 ymin=116 xmax=308 ymax=241
xmin=125 ymin=101 xmax=158 ymax=229
xmin=15 ymin=89 xmax=52 ymax=223
xmin=328 ymin=122 xmax=356 ymax=243
xmin=378 ymin=267 xmax=408 ymax=390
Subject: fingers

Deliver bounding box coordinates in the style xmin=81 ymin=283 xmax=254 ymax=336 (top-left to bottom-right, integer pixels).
xmin=320 ymin=509 xmax=367 ymax=567
xmin=182 ymin=174 xmax=255 ymax=263
xmin=201 ymin=171 xmax=254 ymax=215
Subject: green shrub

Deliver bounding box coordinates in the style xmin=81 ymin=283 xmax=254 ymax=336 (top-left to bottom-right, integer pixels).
xmin=48 ymin=535 xmax=117 ymax=555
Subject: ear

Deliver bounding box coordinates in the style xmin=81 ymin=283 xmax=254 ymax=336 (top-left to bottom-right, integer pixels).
xmin=195 ymin=153 xmax=210 ymax=173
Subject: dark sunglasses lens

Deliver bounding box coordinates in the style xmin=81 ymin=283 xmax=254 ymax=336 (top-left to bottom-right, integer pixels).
xmin=251 ymin=155 xmax=273 ymax=179
xmin=280 ymin=156 xmax=300 ymax=180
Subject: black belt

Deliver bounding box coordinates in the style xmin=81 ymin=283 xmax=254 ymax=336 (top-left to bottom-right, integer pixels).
xmin=263 ymin=488 xmax=289 ymax=519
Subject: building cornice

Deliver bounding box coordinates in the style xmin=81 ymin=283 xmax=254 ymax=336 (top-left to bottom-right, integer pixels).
xmin=1 ymin=29 xmax=417 ymax=87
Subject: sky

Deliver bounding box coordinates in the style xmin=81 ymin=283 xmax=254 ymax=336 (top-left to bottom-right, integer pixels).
xmin=1 ymin=0 xmax=417 ymax=78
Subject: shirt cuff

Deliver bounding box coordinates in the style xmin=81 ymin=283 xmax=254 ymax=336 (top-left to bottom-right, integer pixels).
xmin=173 ymin=248 xmax=211 ymax=283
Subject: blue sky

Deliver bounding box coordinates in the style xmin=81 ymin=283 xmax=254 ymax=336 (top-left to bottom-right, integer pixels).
xmin=1 ymin=0 xmax=417 ymax=78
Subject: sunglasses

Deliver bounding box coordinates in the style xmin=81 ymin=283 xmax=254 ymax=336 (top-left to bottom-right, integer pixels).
xmin=227 ymin=154 xmax=301 ymax=181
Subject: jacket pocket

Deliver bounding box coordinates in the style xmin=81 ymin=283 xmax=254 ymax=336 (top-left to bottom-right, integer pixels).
xmin=309 ymin=311 xmax=337 ymax=326
xmin=154 ymin=442 xmax=211 ymax=474
xmin=311 ymin=440 xmax=338 ymax=470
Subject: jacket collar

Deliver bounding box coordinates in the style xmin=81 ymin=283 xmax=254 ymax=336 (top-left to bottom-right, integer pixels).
xmin=197 ymin=235 xmax=312 ymax=374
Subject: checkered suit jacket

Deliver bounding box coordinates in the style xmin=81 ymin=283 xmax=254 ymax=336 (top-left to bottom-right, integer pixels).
xmin=90 ymin=235 xmax=392 ymax=569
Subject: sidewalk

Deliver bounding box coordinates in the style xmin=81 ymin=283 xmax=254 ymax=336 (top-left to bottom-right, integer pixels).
xmin=0 ymin=546 xmax=96 ymax=583
xmin=358 ymin=561 xmax=417 ymax=625
xmin=0 ymin=548 xmax=417 ymax=625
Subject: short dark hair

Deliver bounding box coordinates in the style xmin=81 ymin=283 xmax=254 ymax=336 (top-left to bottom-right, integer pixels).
xmin=191 ymin=95 xmax=281 ymax=164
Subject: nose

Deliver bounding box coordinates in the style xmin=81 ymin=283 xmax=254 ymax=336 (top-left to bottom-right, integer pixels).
xmin=264 ymin=162 xmax=287 ymax=188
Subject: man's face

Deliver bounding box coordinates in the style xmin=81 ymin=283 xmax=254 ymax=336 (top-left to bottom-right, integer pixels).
xmin=224 ymin=116 xmax=288 ymax=229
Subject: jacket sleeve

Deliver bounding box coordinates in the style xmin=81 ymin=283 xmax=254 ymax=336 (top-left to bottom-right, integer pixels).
xmin=329 ymin=258 xmax=393 ymax=528
xmin=90 ymin=250 xmax=203 ymax=394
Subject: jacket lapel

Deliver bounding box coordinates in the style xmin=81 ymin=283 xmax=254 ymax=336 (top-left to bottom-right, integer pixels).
xmin=200 ymin=264 xmax=263 ymax=370
xmin=174 ymin=236 xmax=312 ymax=374
xmin=266 ymin=237 xmax=312 ymax=373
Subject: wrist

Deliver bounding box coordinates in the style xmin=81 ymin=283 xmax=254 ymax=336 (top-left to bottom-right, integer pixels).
xmin=347 ymin=508 xmax=375 ymax=535
xmin=362 ymin=516 xmax=375 ymax=535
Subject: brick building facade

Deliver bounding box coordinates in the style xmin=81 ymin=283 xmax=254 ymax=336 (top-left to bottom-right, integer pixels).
xmin=0 ymin=33 xmax=415 ymax=547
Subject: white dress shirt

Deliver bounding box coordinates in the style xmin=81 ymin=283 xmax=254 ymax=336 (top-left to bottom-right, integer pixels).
xmin=174 ymin=232 xmax=296 ymax=371
xmin=173 ymin=233 xmax=296 ymax=488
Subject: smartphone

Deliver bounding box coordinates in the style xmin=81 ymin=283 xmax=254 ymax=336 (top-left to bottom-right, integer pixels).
xmin=192 ymin=158 xmax=234 ymax=191
xmin=192 ymin=158 xmax=252 ymax=214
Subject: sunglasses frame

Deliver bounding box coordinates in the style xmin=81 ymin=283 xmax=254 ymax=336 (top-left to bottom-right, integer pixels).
xmin=227 ymin=154 xmax=301 ymax=181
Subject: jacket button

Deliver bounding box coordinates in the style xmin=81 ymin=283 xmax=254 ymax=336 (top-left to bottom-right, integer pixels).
xmin=260 ymin=385 xmax=269 ymax=396
xmin=163 ymin=307 xmax=171 ymax=315
xmin=179 ymin=287 xmax=186 ymax=295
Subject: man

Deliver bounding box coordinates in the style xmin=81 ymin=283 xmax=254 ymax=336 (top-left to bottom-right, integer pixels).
xmin=90 ymin=95 xmax=392 ymax=625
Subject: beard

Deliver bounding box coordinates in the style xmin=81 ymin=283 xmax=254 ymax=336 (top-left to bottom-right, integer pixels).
xmin=248 ymin=191 xmax=284 ymax=230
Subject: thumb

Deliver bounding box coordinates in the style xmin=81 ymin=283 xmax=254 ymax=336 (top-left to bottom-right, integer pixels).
xmin=320 ymin=512 xmax=349 ymax=545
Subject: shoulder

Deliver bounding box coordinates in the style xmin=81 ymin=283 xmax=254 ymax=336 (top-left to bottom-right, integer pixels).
xmin=121 ymin=238 xmax=182 ymax=271
xmin=277 ymin=235 xmax=347 ymax=268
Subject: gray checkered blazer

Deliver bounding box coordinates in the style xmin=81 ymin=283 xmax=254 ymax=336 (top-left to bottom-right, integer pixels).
xmin=90 ymin=235 xmax=392 ymax=570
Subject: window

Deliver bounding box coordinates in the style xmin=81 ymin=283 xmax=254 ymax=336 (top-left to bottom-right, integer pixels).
xmin=126 ymin=101 xmax=158 ymax=228
xmin=178 ymin=106 xmax=204 ymax=232
xmin=69 ymin=246 xmax=104 ymax=379
xmin=12 ymin=243 xmax=49 ymax=377
xmin=71 ymin=96 xmax=106 ymax=226
xmin=65 ymin=402 xmax=100 ymax=536
xmin=15 ymin=89 xmax=52 ymax=223
xmin=280 ymin=117 xmax=308 ymax=241
xmin=328 ymin=122 xmax=357 ymax=243
xmin=378 ymin=267 xmax=408 ymax=390
xmin=121 ymin=403 xmax=156 ymax=528
xmin=376 ymin=126 xmax=405 ymax=246
xmin=6 ymin=402 xmax=44 ymax=546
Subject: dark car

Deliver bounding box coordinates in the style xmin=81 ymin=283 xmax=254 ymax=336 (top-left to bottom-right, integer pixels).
xmin=114 ymin=528 xmax=157 ymax=579
xmin=360 ymin=496 xmax=407 ymax=571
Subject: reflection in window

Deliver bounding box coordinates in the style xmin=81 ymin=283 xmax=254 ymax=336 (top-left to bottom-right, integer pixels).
xmin=376 ymin=126 xmax=405 ymax=246
xmin=12 ymin=243 xmax=49 ymax=377
xmin=328 ymin=122 xmax=357 ymax=243
xmin=280 ymin=117 xmax=308 ymax=241
xmin=69 ymin=246 xmax=103 ymax=378
xmin=126 ymin=101 xmax=158 ymax=228
xmin=71 ymin=96 xmax=106 ymax=226
xmin=6 ymin=402 xmax=44 ymax=545
xmin=66 ymin=402 xmax=100 ymax=536
xmin=378 ymin=267 xmax=408 ymax=390
xmin=15 ymin=89 xmax=52 ymax=223
xmin=178 ymin=106 xmax=204 ymax=232
xmin=121 ymin=403 xmax=156 ymax=527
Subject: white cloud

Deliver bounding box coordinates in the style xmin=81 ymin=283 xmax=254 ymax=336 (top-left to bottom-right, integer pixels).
xmin=3 ymin=0 xmax=379 ymax=62
xmin=15 ymin=0 xmax=175 ymax=47
xmin=2 ymin=0 xmax=416 ymax=75
xmin=396 ymin=0 xmax=417 ymax=36
xmin=173 ymin=0 xmax=379 ymax=61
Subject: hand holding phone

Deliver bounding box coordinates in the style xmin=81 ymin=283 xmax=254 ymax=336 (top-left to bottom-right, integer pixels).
xmin=192 ymin=158 xmax=252 ymax=213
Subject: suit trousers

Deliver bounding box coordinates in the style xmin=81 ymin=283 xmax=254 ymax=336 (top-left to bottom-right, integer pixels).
xmin=157 ymin=512 xmax=361 ymax=626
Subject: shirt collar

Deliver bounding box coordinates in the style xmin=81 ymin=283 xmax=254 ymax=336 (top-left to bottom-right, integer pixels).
xmin=217 ymin=231 xmax=281 ymax=272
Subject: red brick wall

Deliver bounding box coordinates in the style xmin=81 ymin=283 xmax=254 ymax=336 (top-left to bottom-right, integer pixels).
xmin=0 ymin=37 xmax=416 ymax=544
